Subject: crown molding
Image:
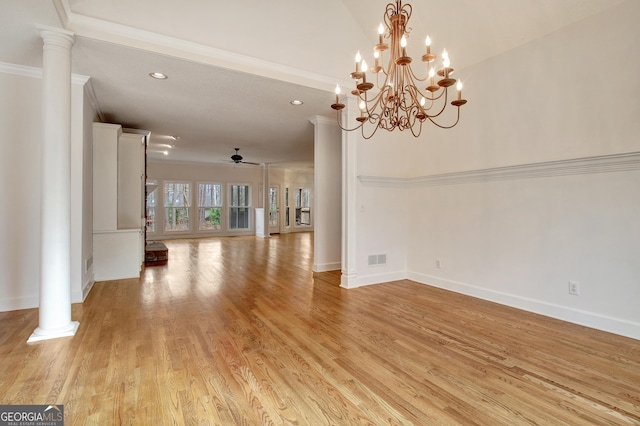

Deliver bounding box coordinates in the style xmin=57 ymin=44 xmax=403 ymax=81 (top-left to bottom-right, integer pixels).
xmin=309 ymin=116 xmax=338 ymax=126
xmin=359 ymin=151 xmax=640 ymax=187
xmin=0 ymin=61 xmax=91 ymax=85
xmin=0 ymin=62 xmax=42 ymax=79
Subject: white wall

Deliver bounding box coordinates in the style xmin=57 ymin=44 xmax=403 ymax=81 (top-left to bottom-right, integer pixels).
xmin=0 ymin=66 xmax=95 ymax=311
xmin=352 ymin=1 xmax=640 ymax=339
xmin=0 ymin=71 xmax=43 ymax=311
xmin=147 ymin=161 xmax=314 ymax=240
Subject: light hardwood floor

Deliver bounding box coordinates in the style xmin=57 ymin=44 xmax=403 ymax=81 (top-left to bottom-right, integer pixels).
xmin=0 ymin=232 xmax=639 ymax=425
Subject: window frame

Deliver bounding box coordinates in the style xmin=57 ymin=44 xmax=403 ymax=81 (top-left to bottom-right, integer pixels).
xmin=295 ymin=187 xmax=311 ymax=227
xmin=228 ymin=183 xmax=251 ymax=230
xmin=197 ymin=182 xmax=223 ymax=232
xmin=145 ymin=179 xmax=158 ymax=233
xmin=163 ymin=181 xmax=192 ymax=233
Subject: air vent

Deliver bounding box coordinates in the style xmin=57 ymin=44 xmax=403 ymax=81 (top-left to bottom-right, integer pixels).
xmin=85 ymin=254 xmax=93 ymax=273
xmin=368 ymin=254 xmax=387 ymax=266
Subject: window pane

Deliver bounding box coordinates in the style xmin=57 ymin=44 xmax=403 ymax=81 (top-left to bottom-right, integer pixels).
xmin=229 ymin=207 xmax=250 ymax=229
xmin=199 ymin=207 xmax=222 ymax=230
xmin=229 ymin=185 xmax=250 ymax=207
xmin=164 ymin=182 xmax=190 ymax=207
xmin=199 ymin=183 xmax=222 ymax=207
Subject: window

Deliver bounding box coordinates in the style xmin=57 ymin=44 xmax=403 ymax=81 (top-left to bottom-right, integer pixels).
xmin=229 ymin=184 xmax=250 ymax=230
xmin=145 ymin=180 xmax=158 ymax=232
xmin=164 ymin=182 xmax=191 ymax=231
xmin=295 ymin=188 xmax=311 ymax=226
xmin=269 ymin=187 xmax=278 ymax=227
xmin=285 ymin=187 xmax=290 ymax=227
xmin=198 ymin=183 xmax=222 ymax=231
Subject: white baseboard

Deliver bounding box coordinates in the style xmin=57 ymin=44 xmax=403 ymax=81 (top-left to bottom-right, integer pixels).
xmin=313 ymin=262 xmax=341 ymax=272
xmin=82 ymin=278 xmax=95 ymax=301
xmin=340 ymin=270 xmax=407 ymax=289
xmin=407 ymin=271 xmax=640 ymax=341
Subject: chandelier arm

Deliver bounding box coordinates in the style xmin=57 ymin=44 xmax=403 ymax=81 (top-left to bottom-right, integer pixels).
xmin=409 ymin=117 xmax=423 ymax=137
xmin=423 ymin=89 xmax=446 ymax=102
xmin=425 ymin=107 xmax=461 ymax=129
xmin=425 ymin=87 xmax=450 ymax=118
xmin=406 ymin=63 xmax=429 ymax=83
xmin=335 ymin=110 xmax=366 ymax=132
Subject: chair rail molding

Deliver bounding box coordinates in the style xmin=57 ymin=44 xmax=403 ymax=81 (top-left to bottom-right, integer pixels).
xmin=359 ymin=151 xmax=640 ymax=187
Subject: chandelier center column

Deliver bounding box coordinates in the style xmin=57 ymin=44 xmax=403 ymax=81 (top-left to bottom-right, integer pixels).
xmin=28 ymin=26 xmax=80 ymax=342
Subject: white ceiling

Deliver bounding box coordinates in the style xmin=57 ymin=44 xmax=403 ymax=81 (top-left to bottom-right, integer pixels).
xmin=0 ymin=0 xmax=624 ymax=168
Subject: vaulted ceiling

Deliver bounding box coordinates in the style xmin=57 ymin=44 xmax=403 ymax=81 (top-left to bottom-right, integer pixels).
xmin=0 ymin=0 xmax=624 ymax=168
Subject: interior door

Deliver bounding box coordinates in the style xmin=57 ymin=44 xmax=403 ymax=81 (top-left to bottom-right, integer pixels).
xmin=269 ymin=185 xmax=280 ymax=234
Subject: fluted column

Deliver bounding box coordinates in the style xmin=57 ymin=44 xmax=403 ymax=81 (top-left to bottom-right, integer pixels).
xmin=28 ymin=26 xmax=80 ymax=342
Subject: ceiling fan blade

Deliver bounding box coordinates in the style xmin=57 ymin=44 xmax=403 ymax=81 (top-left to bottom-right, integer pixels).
xmin=242 ymin=161 xmax=261 ymax=166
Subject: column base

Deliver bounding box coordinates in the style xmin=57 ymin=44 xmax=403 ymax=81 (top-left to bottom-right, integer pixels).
xmin=340 ymin=272 xmax=358 ymax=289
xmin=27 ymin=321 xmax=80 ymax=343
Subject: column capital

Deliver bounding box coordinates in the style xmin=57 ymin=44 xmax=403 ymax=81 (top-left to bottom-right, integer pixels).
xmin=36 ymin=24 xmax=75 ymax=46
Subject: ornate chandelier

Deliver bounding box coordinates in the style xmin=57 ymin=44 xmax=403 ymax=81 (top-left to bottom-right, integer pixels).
xmin=331 ymin=0 xmax=467 ymax=139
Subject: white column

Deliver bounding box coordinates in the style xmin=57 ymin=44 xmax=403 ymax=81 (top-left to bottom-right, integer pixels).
xmin=341 ymin=96 xmax=359 ymax=288
xmin=261 ymin=163 xmax=271 ymax=238
xmin=311 ymin=116 xmax=342 ymax=272
xmin=29 ymin=26 xmax=80 ymax=342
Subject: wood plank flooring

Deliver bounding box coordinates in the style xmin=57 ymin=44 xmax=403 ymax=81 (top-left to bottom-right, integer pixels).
xmin=0 ymin=232 xmax=639 ymax=425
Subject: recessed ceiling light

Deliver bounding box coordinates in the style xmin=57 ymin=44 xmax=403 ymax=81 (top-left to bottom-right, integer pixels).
xmin=149 ymin=72 xmax=168 ymax=80
xmin=290 ymin=100 xmax=303 ymax=106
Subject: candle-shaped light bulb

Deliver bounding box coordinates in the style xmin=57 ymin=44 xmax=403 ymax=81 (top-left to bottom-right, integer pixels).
xmin=335 ymin=84 xmax=341 ymax=103
xmin=355 ymin=51 xmax=362 ymax=72
xmin=456 ymin=80 xmax=462 ymax=100
xmin=444 ymin=57 xmax=451 ymax=78
xmin=429 ymin=67 xmax=435 ymax=85
xmin=442 ymin=48 xmax=449 ymax=61
xmin=361 ymin=59 xmax=368 ymax=81
xmin=359 ymin=100 xmax=366 ymax=111
xmin=401 ymin=35 xmax=407 ymax=56
xmin=425 ymin=35 xmax=431 ymax=54
xmin=378 ymin=23 xmax=384 ymax=44
xmin=420 ymin=97 xmax=426 ymax=107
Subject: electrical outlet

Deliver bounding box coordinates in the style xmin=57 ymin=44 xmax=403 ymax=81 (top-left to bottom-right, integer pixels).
xmin=435 ymin=259 xmax=441 ymax=268
xmin=568 ymin=281 xmax=580 ymax=295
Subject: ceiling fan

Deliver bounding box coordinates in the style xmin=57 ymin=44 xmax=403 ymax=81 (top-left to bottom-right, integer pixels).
xmin=230 ymin=148 xmax=260 ymax=165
